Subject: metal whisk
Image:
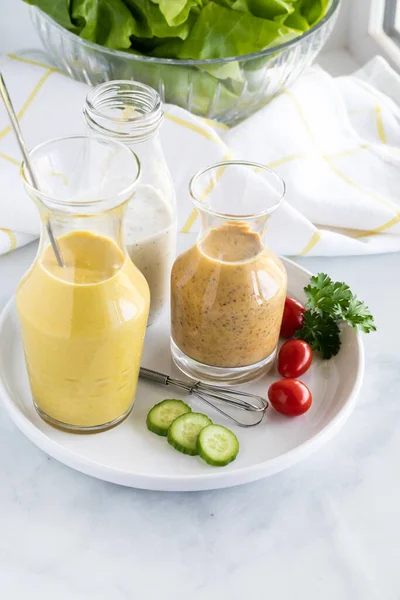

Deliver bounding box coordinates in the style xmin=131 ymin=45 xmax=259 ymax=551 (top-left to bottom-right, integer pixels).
xmin=139 ymin=367 xmax=268 ymax=427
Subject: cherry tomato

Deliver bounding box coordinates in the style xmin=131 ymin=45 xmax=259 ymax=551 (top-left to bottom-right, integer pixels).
xmin=277 ymin=339 xmax=312 ymax=378
xmin=268 ymin=379 xmax=312 ymax=416
xmin=280 ymin=297 xmax=306 ymax=338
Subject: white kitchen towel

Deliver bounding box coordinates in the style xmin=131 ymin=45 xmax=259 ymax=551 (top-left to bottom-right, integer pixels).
xmin=1 ymin=52 xmax=400 ymax=257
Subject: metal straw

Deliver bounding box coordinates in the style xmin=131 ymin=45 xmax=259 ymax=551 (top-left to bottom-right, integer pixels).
xmin=140 ymin=367 xmax=269 ymax=428
xmin=0 ymin=73 xmax=65 ymax=267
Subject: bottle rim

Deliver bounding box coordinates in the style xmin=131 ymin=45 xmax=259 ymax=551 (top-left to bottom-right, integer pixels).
xmin=189 ymin=160 xmax=286 ymax=221
xmin=21 ymin=135 xmax=141 ymax=211
xmin=84 ymin=80 xmax=163 ymax=142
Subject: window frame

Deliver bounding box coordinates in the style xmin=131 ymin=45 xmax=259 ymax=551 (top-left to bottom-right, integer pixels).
xmin=383 ymin=0 xmax=400 ymax=44
xmin=349 ymin=0 xmax=400 ymax=70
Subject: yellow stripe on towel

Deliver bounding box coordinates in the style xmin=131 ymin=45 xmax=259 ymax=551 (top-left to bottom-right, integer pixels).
xmin=266 ymin=145 xmax=369 ymax=170
xmin=7 ymin=53 xmax=58 ymax=72
xmin=328 ymin=144 xmax=370 ymax=159
xmin=0 ymin=228 xmax=17 ymax=252
xmin=325 ymin=154 xmax=400 ymax=215
xmin=0 ymin=152 xmax=20 ymax=166
xmin=284 ymin=90 xmax=400 ymax=215
xmin=298 ymin=230 xmax=321 ymax=256
xmin=0 ymin=69 xmax=56 ymax=141
xmin=165 ymin=112 xmax=227 ymax=146
xmin=374 ymin=105 xmax=386 ymax=144
xmin=49 ymin=171 xmax=68 ymax=186
xmin=180 ymin=151 xmax=233 ymax=234
xmin=354 ymin=79 xmax=388 ymax=144
xmin=267 ymin=153 xmax=311 ymax=168
xmin=354 ymin=214 xmax=400 ymax=238
xmin=200 ymin=117 xmax=230 ymax=131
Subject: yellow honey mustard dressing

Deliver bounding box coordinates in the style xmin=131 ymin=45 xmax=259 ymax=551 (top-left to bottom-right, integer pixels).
xmin=16 ymin=231 xmax=149 ymax=429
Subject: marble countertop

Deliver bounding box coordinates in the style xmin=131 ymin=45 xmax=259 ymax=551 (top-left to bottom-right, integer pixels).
xmin=1 ymin=2 xmax=399 ymax=599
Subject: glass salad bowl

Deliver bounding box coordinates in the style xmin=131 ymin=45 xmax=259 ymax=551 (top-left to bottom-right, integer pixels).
xmin=31 ymin=0 xmax=339 ymax=125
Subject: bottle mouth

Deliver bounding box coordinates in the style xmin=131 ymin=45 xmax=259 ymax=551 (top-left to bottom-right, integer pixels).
xmin=21 ymin=135 xmax=141 ymax=214
xmin=84 ymin=80 xmax=163 ymax=142
xmin=189 ymin=160 xmax=286 ymax=221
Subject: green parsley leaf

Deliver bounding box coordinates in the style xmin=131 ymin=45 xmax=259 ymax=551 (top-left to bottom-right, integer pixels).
xmin=295 ymin=311 xmax=341 ymax=359
xmin=296 ymin=272 xmax=376 ymax=359
xmin=343 ymin=296 xmax=377 ymax=333
xmin=304 ymin=273 xmax=352 ymax=316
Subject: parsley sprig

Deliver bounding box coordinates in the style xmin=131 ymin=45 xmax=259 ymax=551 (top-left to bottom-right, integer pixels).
xmin=295 ymin=273 xmax=376 ymax=359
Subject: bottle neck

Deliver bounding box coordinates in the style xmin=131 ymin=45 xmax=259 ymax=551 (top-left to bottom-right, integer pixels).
xmin=83 ymin=81 xmax=164 ymax=144
xmin=197 ymin=211 xmax=269 ymax=262
xmin=38 ymin=205 xmax=127 ymax=258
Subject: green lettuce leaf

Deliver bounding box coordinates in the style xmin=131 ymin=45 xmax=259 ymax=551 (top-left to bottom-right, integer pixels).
xmin=284 ymin=8 xmax=310 ymax=30
xmin=199 ymin=62 xmax=243 ymax=82
xmin=149 ymin=39 xmax=243 ymax=82
xmin=71 ymin=0 xmax=98 ymax=40
xmin=96 ymin=0 xmax=144 ymax=47
xmin=24 ymin=0 xmax=78 ymax=31
xmin=179 ymin=2 xmax=298 ymax=59
xmin=299 ymin=0 xmax=330 ymax=26
xmin=71 ymin=0 xmax=145 ymax=48
xmin=150 ymin=0 xmax=199 ymax=26
xmin=232 ymin=0 xmax=297 ymax=20
xmin=124 ymin=0 xmax=193 ymax=39
xmin=149 ymin=39 xmax=185 ymax=57
xmin=113 ymin=56 xmax=240 ymax=115
xmin=27 ymin=0 xmax=330 ymax=59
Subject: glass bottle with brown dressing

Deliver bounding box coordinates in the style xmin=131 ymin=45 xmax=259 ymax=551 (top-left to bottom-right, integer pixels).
xmin=171 ymin=161 xmax=287 ymax=385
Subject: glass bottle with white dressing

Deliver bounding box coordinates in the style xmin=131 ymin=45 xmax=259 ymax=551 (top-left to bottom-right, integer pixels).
xmin=83 ymin=81 xmax=176 ymax=325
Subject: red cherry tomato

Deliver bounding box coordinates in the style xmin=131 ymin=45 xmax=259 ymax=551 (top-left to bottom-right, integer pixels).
xmin=268 ymin=379 xmax=312 ymax=416
xmin=277 ymin=339 xmax=312 ymax=378
xmin=280 ymin=297 xmax=306 ymax=338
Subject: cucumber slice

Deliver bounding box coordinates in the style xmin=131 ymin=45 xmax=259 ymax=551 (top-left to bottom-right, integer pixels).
xmin=146 ymin=399 xmax=191 ymax=437
xmin=167 ymin=413 xmax=212 ymax=456
xmin=197 ymin=425 xmax=239 ymax=467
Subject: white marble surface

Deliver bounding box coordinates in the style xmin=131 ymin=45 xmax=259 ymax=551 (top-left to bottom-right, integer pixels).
xmin=0 ymin=2 xmax=399 ymax=599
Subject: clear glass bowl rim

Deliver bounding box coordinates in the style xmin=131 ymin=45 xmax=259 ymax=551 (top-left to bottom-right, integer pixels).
xmin=21 ymin=134 xmax=141 ymax=208
xmin=189 ymin=160 xmax=286 ymax=220
xmin=33 ymin=0 xmax=340 ymax=66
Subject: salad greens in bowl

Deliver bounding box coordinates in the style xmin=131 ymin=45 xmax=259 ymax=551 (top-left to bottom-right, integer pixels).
xmin=27 ymin=0 xmax=340 ymax=124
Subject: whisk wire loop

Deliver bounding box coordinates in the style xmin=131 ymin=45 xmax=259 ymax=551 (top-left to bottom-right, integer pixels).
xmin=139 ymin=367 xmax=268 ymax=427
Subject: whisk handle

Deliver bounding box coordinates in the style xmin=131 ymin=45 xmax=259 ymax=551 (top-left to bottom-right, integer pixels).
xmin=139 ymin=367 xmax=170 ymax=386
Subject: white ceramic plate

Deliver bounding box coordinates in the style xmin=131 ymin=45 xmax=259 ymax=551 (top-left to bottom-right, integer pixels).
xmin=0 ymin=258 xmax=364 ymax=491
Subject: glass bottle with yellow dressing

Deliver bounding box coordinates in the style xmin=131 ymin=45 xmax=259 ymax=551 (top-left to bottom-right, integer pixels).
xmin=16 ymin=136 xmax=149 ymax=433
